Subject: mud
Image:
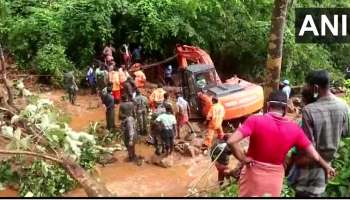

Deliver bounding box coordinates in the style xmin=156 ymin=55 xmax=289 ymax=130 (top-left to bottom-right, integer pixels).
xmin=32 ymin=90 xmax=220 ymax=197
xmin=0 ymin=89 xmax=241 ymax=197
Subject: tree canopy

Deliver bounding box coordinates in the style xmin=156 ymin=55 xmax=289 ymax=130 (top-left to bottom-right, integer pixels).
xmin=0 ymin=0 xmax=349 ymax=84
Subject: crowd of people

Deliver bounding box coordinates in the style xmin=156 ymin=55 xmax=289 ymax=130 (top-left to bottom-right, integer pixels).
xmin=211 ymin=70 xmax=349 ymax=197
xmin=66 ymin=43 xmax=190 ymax=163
xmin=63 ymin=45 xmax=349 ymax=197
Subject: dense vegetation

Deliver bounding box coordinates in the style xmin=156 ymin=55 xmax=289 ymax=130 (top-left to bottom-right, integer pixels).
xmin=0 ymin=0 xmax=349 ymax=83
xmin=0 ymin=83 xmax=119 ymax=197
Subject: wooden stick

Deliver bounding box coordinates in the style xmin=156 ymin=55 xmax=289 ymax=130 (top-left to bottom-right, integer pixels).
xmin=0 ymin=149 xmax=63 ymax=164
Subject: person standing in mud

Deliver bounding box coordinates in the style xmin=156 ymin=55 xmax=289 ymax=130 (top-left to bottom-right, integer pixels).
xmin=149 ymin=84 xmax=166 ymax=111
xmin=119 ymin=95 xmax=137 ymax=161
xmin=163 ymin=93 xmax=176 ymax=114
xmin=175 ymin=93 xmax=190 ymax=139
xmin=63 ymin=70 xmax=79 ymax=105
xmin=133 ymin=89 xmax=149 ymax=136
xmin=203 ymin=96 xmax=225 ymax=149
xmin=101 ymin=86 xmax=115 ymax=131
xmin=123 ymin=77 xmax=136 ymax=100
xmin=119 ymin=94 xmax=135 ymax=124
xmin=86 ymin=64 xmax=96 ymax=94
xmin=156 ymin=104 xmax=177 ymax=156
xmin=210 ymin=134 xmax=235 ymax=186
xmin=95 ymin=65 xmax=108 ymax=95
xmin=108 ymin=65 xmax=121 ymax=104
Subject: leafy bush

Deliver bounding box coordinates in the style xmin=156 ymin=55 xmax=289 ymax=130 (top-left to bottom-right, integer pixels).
xmin=34 ymin=43 xmax=73 ymax=82
xmin=0 ymin=159 xmax=19 ymax=189
xmin=79 ymin=141 xmax=99 ymax=170
xmin=212 ymin=183 xmax=238 ymax=197
xmin=325 ymin=137 xmax=350 ymax=197
xmin=19 ymin=160 xmax=77 ymax=197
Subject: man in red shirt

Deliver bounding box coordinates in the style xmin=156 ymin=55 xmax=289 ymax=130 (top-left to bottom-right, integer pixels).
xmin=226 ymin=90 xmax=335 ymax=197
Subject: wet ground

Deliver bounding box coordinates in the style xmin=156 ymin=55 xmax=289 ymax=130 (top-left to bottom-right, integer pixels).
xmin=0 ymin=90 xmax=220 ymax=197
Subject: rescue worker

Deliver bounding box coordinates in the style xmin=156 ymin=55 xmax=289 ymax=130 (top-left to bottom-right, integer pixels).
xmin=119 ymin=94 xmax=135 ymax=122
xmin=86 ymin=64 xmax=96 ymax=94
xmin=123 ymin=77 xmax=136 ymax=100
xmin=150 ymin=97 xmax=167 ymax=155
xmin=164 ymin=65 xmax=173 ymax=86
xmin=101 ymin=86 xmax=115 ymax=131
xmin=133 ymin=89 xmax=149 ymax=136
xmin=211 ymin=134 xmax=234 ymax=186
xmin=95 ymin=65 xmax=108 ymax=94
xmin=108 ymin=66 xmax=121 ymax=103
xmin=156 ymin=104 xmax=177 ymax=156
xmin=175 ymin=93 xmax=190 ymax=139
xmin=203 ymin=96 xmax=225 ymax=148
xmin=119 ymin=65 xmax=128 ymax=85
xmin=119 ymin=95 xmax=137 ymax=161
xmin=63 ymin=70 xmax=79 ymax=105
xmin=134 ymin=69 xmax=146 ymax=89
xmin=163 ymin=93 xmax=176 ymax=113
xmin=149 ymin=84 xmax=166 ymax=111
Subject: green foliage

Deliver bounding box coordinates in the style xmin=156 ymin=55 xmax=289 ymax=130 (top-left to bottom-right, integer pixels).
xmin=1 ymin=0 xmax=350 ymax=84
xmin=79 ymin=141 xmax=99 ymax=170
xmin=19 ymin=160 xmax=77 ymax=197
xmin=0 ymin=159 xmax=19 ymax=188
xmin=343 ymin=79 xmax=350 ymax=104
xmin=88 ymin=122 xmax=122 ymax=146
xmin=34 ymin=43 xmax=73 ymax=82
xmin=281 ymin=181 xmax=295 ymax=197
xmin=211 ymin=182 xmax=238 ymax=197
xmin=325 ymin=137 xmax=350 ymax=197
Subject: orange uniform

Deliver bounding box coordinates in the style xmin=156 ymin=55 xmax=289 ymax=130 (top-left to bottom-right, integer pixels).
xmin=118 ymin=68 xmax=127 ymax=84
xmin=109 ymin=71 xmax=121 ymax=100
xmin=134 ymin=70 xmax=146 ymax=88
xmin=149 ymin=88 xmax=166 ymax=110
xmin=204 ymin=102 xmax=225 ymax=147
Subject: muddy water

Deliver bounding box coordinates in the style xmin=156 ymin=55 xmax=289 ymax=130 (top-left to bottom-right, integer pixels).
xmin=0 ymin=89 xmax=234 ymax=197
xmin=46 ymin=90 xmax=217 ymax=197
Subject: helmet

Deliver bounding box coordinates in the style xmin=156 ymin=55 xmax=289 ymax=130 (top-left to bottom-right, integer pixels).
xmin=282 ymin=80 xmax=290 ymax=85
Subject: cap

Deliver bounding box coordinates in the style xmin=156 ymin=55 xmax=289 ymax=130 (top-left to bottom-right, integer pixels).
xmin=282 ymin=80 xmax=290 ymax=85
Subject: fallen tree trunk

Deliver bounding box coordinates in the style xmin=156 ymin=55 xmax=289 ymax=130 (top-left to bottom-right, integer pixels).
xmin=0 ymin=99 xmax=114 ymax=197
xmin=62 ymin=157 xmax=114 ymax=197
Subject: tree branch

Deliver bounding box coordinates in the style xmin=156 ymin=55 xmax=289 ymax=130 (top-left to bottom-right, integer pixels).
xmin=0 ymin=149 xmax=63 ymax=164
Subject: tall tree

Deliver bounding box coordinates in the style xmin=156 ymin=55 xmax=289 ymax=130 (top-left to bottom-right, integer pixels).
xmin=264 ymin=0 xmax=289 ymax=103
xmin=0 ymin=43 xmax=14 ymax=106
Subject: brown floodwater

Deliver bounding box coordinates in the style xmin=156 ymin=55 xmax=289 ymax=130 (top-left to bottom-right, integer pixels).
xmin=0 ymin=90 xmax=219 ymax=197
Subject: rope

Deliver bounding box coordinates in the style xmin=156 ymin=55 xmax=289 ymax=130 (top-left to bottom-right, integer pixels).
xmin=188 ymin=143 xmax=226 ymax=192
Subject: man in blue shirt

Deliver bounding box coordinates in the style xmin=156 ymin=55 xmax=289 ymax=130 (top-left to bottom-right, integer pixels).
xmin=156 ymin=104 xmax=177 ymax=156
